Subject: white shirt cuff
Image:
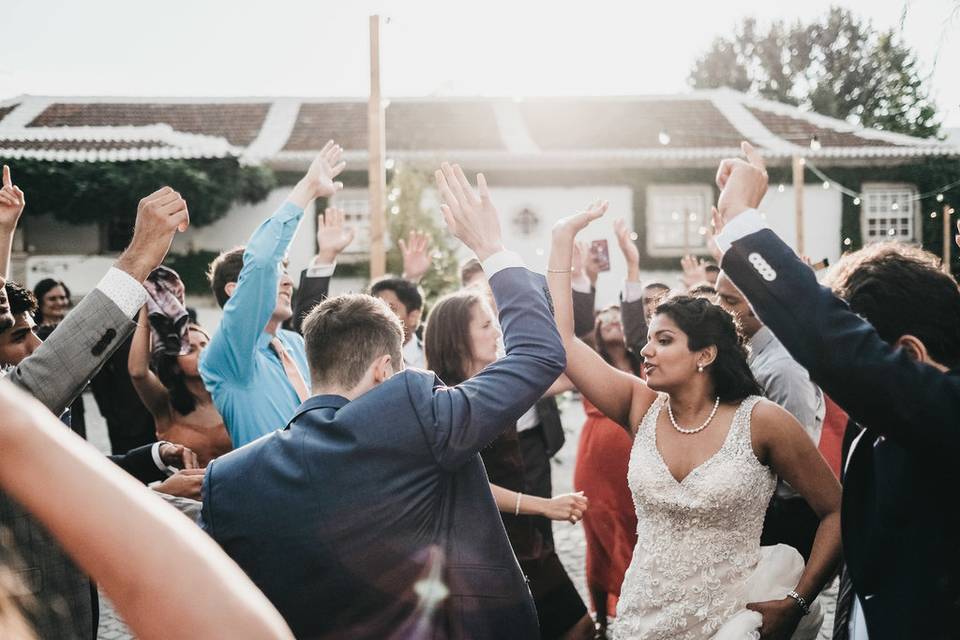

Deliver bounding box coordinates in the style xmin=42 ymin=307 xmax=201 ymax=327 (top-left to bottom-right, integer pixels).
xmin=306 ymin=261 xmax=336 ymax=278
xmin=150 ymin=442 xmax=173 ymax=475
xmin=482 ymin=250 xmax=525 ymax=277
xmin=571 ymin=276 xmax=592 ymax=294
xmin=622 ymin=280 xmax=646 ymax=303
xmin=715 ymin=209 xmax=767 ymax=254
xmin=97 ymin=267 xmax=147 ymax=318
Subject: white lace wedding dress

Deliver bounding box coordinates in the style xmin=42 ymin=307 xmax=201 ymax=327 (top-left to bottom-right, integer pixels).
xmin=613 ymin=394 xmax=823 ymax=640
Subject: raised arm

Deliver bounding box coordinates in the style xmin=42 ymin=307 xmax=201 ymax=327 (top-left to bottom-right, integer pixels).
xmin=614 ymin=217 xmax=648 ymax=353
xmin=714 ymin=142 xmax=960 ymax=456
xmin=547 ymin=206 xmax=656 ymax=432
xmin=0 ymin=165 xmax=25 ymax=278
xmin=128 ymin=306 xmax=171 ymax=420
xmin=10 ymin=187 xmax=188 ymax=415
xmin=291 ymin=206 xmax=354 ymax=333
xmin=202 ymin=142 xmax=345 ymax=378
xmin=0 ymin=382 xmax=293 ymax=640
xmin=422 ymin=164 xmax=565 ymax=469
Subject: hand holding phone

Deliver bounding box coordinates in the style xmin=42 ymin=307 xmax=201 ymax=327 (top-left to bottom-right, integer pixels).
xmin=589 ymin=239 xmax=611 ymax=272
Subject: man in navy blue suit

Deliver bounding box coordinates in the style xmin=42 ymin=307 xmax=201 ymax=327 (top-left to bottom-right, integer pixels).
xmin=711 ymin=142 xmax=960 ymax=640
xmin=200 ymin=163 xmax=566 ymax=639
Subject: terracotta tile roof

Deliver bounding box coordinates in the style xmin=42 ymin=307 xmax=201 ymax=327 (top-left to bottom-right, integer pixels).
xmin=282 ymin=101 xmax=504 ymax=152
xmin=518 ymin=99 xmax=745 ymax=149
xmin=29 ymin=103 xmax=270 ymax=146
xmin=746 ymin=106 xmax=896 ymax=148
xmin=283 ymin=102 xmax=366 ymax=151
xmin=0 ymin=104 xmax=18 ymax=125
xmin=5 ymin=138 xmax=168 ymax=151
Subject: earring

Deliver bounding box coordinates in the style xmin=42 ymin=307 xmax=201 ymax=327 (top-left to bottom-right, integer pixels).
xmin=697 ymin=365 xmax=704 ymax=373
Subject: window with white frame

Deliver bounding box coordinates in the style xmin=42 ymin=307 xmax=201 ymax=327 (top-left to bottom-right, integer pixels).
xmin=861 ymin=183 xmax=919 ymax=243
xmin=329 ymin=189 xmax=370 ymax=253
xmin=645 ymin=185 xmax=713 ymax=257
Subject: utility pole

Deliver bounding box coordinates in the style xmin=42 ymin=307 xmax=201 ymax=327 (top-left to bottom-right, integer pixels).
xmin=368 ymin=14 xmax=386 ymax=279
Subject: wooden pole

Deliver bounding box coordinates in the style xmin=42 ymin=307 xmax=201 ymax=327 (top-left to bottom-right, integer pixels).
xmin=943 ymin=204 xmax=952 ymax=275
xmin=368 ymin=14 xmax=386 ymax=279
xmin=792 ymin=156 xmax=805 ymax=255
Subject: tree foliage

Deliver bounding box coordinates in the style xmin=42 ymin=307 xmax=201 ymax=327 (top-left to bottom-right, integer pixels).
xmin=0 ymin=157 xmax=275 ymax=228
xmin=689 ymin=7 xmax=941 ymax=138
xmin=384 ymin=166 xmax=460 ymax=303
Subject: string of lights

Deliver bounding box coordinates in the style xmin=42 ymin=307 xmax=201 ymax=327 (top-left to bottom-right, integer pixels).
xmin=802 ymin=160 xmax=960 ymax=206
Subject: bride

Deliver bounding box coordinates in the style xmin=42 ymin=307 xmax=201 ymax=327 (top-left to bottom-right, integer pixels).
xmin=546 ymin=203 xmax=841 ymax=640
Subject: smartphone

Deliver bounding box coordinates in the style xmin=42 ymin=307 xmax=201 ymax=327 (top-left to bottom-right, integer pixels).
xmin=590 ymin=239 xmax=611 ymax=272
xmin=811 ymin=257 xmax=830 ymax=272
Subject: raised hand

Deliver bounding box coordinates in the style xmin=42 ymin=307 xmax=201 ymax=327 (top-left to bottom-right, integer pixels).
xmin=399 ymin=230 xmax=432 ymax=282
xmin=316 ymin=207 xmax=355 ymax=263
xmin=715 ymin=141 xmax=769 ymax=230
xmin=552 ymin=200 xmax=610 ymax=241
xmin=115 ymin=187 xmax=190 ymax=282
xmin=680 ymin=254 xmax=709 ymax=289
xmin=434 ymin=163 xmax=504 ymax=261
xmin=290 ymin=140 xmax=346 ymax=208
xmin=613 ymin=217 xmax=640 ymax=280
xmin=0 ymin=165 xmax=26 ymax=232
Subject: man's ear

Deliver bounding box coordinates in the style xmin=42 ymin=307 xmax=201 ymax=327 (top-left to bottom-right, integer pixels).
xmin=895 ymin=334 xmax=929 ymax=363
xmin=408 ymin=309 xmax=422 ymax=329
xmin=372 ymin=354 xmax=395 ymax=384
xmin=223 ymin=282 xmax=237 ymax=299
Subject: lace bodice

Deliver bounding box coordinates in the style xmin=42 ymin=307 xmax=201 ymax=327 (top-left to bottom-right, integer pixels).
xmin=615 ymin=394 xmax=777 ymax=639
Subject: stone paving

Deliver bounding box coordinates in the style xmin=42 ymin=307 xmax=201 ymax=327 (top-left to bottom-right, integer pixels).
xmin=86 ymin=392 xmax=835 ymax=639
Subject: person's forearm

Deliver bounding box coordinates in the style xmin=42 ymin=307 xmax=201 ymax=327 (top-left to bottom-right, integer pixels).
xmin=547 ymin=238 xmax=577 ymax=344
xmin=792 ymin=511 xmax=841 ymax=604
xmin=0 ymin=227 xmax=13 ymax=279
xmin=128 ymin=308 xmax=152 ymax=378
xmin=490 ymin=484 xmax=548 ymax=516
xmin=0 ymin=385 xmax=293 ymax=640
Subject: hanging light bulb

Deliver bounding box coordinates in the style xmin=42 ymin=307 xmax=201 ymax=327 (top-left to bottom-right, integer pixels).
xmin=931 ymin=211 xmax=938 ymax=219
xmin=887 ymin=228 xmax=896 ymax=236
xmin=688 ymin=212 xmax=698 ymax=222
xmin=809 ymin=135 xmax=821 ymax=151
xmin=629 ymin=231 xmax=639 ymax=241
xmin=853 ymin=197 xmax=861 ymax=206
xmin=936 ymin=193 xmax=945 ymax=202
xmin=891 ymin=202 xmax=899 ymax=211
xmin=777 ymin=184 xmax=785 ymax=193
xmin=658 ymin=130 xmax=671 ymax=145
xmin=698 ymin=226 xmax=708 ymax=236
xmin=822 ymin=181 xmax=830 ymax=190
xmin=390 ymin=205 xmax=400 ymax=215
xmin=843 ymin=237 xmax=852 ymax=247
xmin=385 ymin=158 xmax=396 ymax=170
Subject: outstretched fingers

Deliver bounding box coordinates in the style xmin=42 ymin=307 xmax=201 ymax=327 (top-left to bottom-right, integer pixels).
xmin=2 ymin=165 xmax=10 ymax=189
xmin=741 ymin=141 xmax=767 ymax=173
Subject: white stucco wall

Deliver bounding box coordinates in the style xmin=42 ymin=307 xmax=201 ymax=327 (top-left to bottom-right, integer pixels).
xmin=757 ymin=185 xmax=843 ymax=265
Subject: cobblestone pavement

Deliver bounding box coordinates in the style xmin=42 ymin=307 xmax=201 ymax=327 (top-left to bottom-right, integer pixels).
xmin=88 ymin=393 xmax=835 ymax=639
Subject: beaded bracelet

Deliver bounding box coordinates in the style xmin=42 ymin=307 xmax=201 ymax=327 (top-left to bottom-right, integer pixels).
xmin=514 ymin=492 xmax=523 ymax=517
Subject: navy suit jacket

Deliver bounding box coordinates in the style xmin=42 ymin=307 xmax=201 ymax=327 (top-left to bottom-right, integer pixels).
xmin=200 ymin=265 xmax=565 ymax=639
xmin=723 ymin=228 xmax=960 ymax=640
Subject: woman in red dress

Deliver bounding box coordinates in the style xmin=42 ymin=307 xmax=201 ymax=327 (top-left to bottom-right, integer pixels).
xmin=574 ymin=305 xmax=641 ymax=637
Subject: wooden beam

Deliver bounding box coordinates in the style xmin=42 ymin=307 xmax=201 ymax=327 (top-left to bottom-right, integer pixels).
xmin=368 ymin=14 xmax=386 ymax=279
xmin=792 ymin=156 xmax=805 ymax=254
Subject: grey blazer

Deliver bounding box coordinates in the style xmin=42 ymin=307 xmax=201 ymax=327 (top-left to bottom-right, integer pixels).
xmin=4 ymin=288 xmax=134 ymax=640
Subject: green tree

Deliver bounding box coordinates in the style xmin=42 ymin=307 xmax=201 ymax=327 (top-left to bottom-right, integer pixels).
xmin=384 ymin=165 xmax=459 ymax=303
xmin=1 ymin=157 xmax=275 ymax=237
xmin=689 ymin=7 xmax=941 ymax=138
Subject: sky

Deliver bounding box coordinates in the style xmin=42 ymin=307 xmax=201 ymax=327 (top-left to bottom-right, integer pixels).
xmin=2 ymin=0 xmax=959 ymax=127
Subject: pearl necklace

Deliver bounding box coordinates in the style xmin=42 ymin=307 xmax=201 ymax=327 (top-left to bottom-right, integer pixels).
xmin=667 ymin=396 xmax=720 ymax=434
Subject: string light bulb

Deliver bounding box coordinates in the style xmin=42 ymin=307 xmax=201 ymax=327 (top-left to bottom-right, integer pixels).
xmin=390 ymin=205 xmax=400 ymax=215
xmin=822 ymin=181 xmax=830 ymax=190
xmin=937 ymin=193 xmax=945 ymax=202
xmin=853 ymin=197 xmax=861 ymax=206
xmin=931 ymin=211 xmax=938 ymax=219
xmin=843 ymin=237 xmax=852 ymax=246
xmin=385 ymin=158 xmax=396 ymax=170
xmin=809 ymin=136 xmax=822 ymax=151
xmin=658 ymin=130 xmax=671 ymax=145
xmin=891 ymin=202 xmax=899 ymax=211
xmin=778 ymin=184 xmax=785 ymax=193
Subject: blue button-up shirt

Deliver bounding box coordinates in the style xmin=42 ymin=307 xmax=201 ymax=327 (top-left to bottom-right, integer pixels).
xmin=200 ymin=201 xmax=310 ymax=447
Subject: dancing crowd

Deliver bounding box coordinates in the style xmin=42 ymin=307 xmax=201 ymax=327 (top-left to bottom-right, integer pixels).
xmin=0 ymin=134 xmax=957 ymax=640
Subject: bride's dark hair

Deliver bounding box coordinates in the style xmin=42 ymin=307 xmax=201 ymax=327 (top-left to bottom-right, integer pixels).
xmin=654 ymin=296 xmax=762 ymax=403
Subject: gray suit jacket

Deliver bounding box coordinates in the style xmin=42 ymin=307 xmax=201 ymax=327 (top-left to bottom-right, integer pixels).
xmin=4 ymin=288 xmax=134 ymax=640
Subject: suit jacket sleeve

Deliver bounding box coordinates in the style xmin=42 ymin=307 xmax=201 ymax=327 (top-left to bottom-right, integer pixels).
xmin=9 ymin=288 xmax=135 ymax=416
xmin=108 ymin=444 xmax=166 ymax=485
xmin=411 ymin=267 xmax=566 ymax=471
xmin=722 ymin=228 xmax=960 ymax=455
xmin=292 ymin=269 xmax=331 ymax=334
xmin=572 ymin=287 xmax=596 ymax=338
xmin=620 ymin=297 xmax=648 ymax=354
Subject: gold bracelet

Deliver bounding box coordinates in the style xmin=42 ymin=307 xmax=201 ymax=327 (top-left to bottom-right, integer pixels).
xmin=514 ymin=492 xmax=523 ymax=516
xmin=546 ymin=267 xmax=574 ymax=273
